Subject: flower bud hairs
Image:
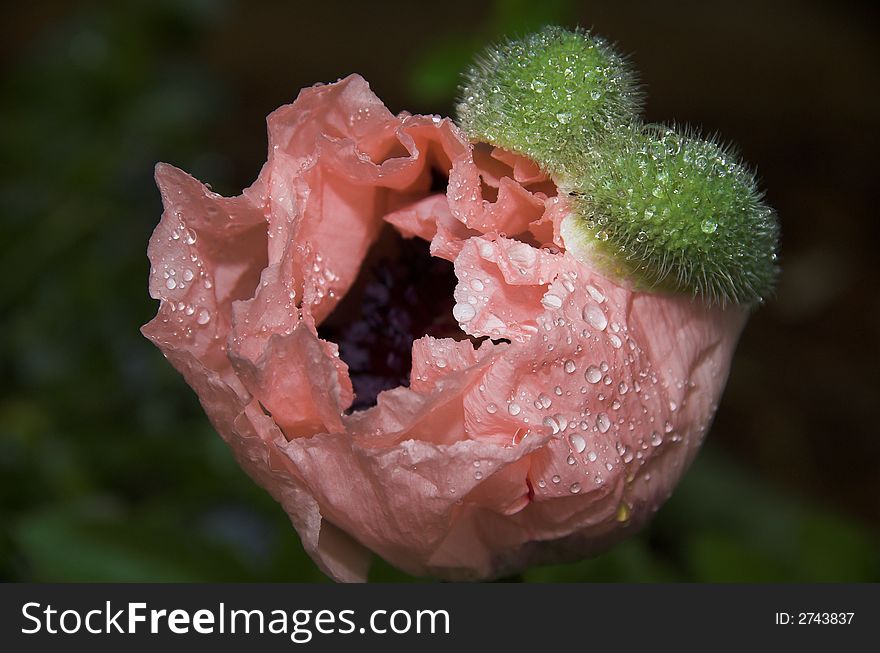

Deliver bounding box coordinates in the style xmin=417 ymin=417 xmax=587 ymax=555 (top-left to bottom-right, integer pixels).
xmin=458 ymin=26 xmax=779 ymax=304
xmin=144 ymin=26 xmax=780 ymax=581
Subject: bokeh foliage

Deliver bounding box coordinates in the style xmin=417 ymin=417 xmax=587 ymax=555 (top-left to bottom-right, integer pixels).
xmin=1 ymin=0 xmax=877 ymax=582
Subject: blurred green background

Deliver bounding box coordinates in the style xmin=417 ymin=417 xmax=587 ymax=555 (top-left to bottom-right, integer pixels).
xmin=1 ymin=0 xmax=878 ymax=582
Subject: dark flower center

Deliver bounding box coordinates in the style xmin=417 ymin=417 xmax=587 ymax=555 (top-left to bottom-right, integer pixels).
xmin=318 ymin=227 xmax=460 ymax=411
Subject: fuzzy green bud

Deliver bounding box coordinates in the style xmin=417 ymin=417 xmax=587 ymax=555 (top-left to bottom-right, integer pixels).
xmin=456 ymin=26 xmax=642 ymax=179
xmin=563 ymin=125 xmax=779 ymax=304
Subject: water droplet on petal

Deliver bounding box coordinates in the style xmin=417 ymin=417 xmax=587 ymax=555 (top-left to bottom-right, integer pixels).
xmin=586 ymin=285 xmax=605 ymax=303
xmin=542 ymin=293 xmax=563 ymax=309
xmin=583 ymin=304 xmax=608 ymax=331
xmin=569 ymin=433 xmax=587 ymax=453
xmin=453 ymin=302 xmax=476 ymax=322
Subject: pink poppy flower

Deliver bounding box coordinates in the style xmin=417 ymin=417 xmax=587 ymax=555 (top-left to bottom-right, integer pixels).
xmin=143 ymin=74 xmax=749 ymax=581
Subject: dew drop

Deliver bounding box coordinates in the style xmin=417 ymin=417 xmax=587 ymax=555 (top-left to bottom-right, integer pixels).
xmin=486 ymin=403 xmax=498 ymax=414
xmin=542 ymin=293 xmax=563 ymax=309
xmin=586 ymin=285 xmax=605 ymax=303
xmin=583 ymin=304 xmax=608 ymax=331
xmin=564 ymin=359 xmax=577 ymax=374
xmin=508 ymin=402 xmax=521 ymax=416
xmin=585 ymin=365 xmax=602 ymax=384
xmin=570 ymin=482 xmax=581 ymax=494
xmin=569 ymin=433 xmax=587 ymax=453
xmin=596 ymin=412 xmax=611 ymax=433
xmin=196 ymin=308 xmax=211 ymax=325
xmin=542 ymin=416 xmax=560 ymax=434
xmin=452 ymin=302 xmax=476 ymax=322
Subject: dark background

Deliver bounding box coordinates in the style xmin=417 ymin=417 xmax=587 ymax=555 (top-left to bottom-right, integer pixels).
xmin=1 ymin=0 xmax=877 ymax=582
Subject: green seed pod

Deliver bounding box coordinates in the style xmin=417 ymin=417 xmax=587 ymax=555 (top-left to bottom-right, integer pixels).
xmin=563 ymin=124 xmax=779 ymax=304
xmin=456 ymin=26 xmax=642 ymax=179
